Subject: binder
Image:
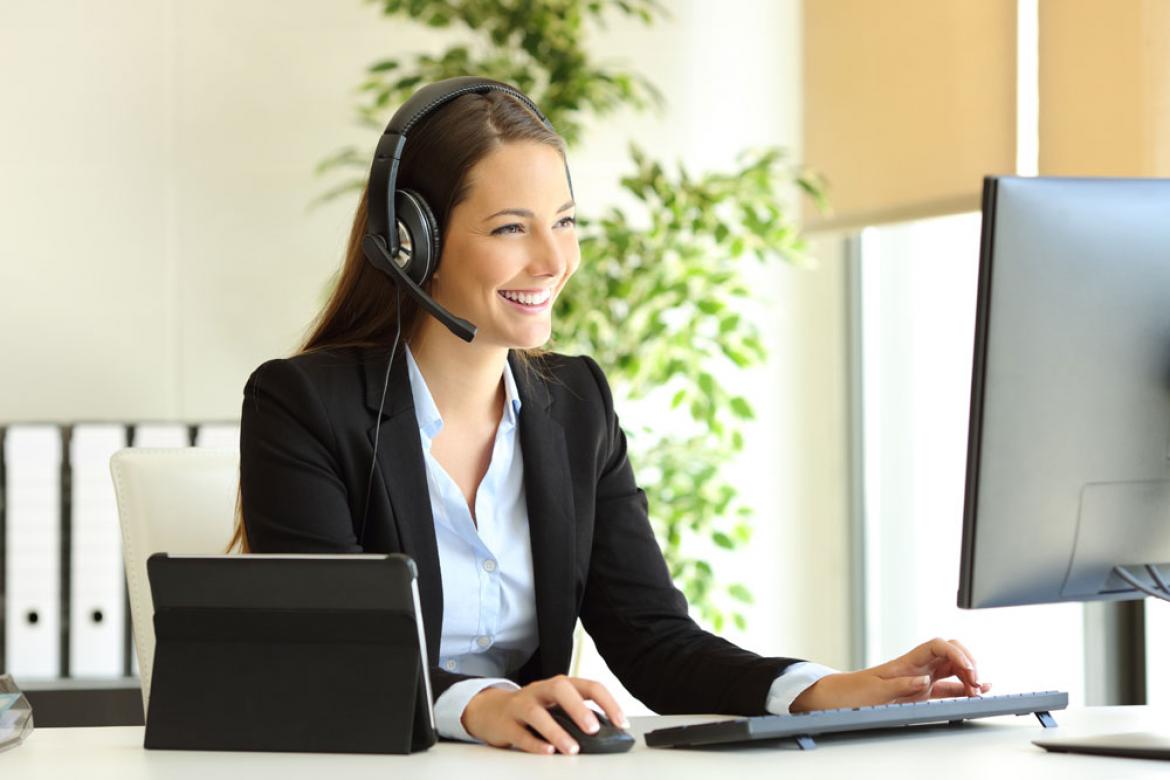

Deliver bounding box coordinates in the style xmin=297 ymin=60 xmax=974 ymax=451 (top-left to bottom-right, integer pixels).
xmin=69 ymin=425 xmax=127 ymax=678
xmin=130 ymin=424 xmax=187 ymax=449
xmin=4 ymin=426 xmax=61 ymax=679
xmin=194 ymin=424 xmax=239 ymax=449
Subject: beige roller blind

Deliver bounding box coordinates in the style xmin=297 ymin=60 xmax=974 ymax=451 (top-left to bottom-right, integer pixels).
xmin=803 ymin=0 xmax=1018 ymax=231
xmin=1039 ymin=0 xmax=1170 ymax=176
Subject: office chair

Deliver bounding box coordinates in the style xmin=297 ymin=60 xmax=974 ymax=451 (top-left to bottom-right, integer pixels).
xmin=109 ymin=447 xmax=239 ymax=716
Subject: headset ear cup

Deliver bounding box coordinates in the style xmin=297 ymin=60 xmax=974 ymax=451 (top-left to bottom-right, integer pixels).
xmin=394 ymin=189 xmax=441 ymax=286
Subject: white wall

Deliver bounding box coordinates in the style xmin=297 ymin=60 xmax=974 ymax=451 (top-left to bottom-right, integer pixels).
xmin=0 ymin=0 xmax=452 ymax=421
xmin=1 ymin=0 xmax=853 ymax=698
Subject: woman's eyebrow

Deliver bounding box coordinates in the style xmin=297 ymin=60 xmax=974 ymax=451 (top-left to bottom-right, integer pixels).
xmin=483 ymin=200 xmax=575 ymax=221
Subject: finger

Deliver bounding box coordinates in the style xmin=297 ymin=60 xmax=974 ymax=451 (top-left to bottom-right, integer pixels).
xmin=894 ymin=638 xmax=975 ymax=686
xmin=885 ymin=674 xmax=933 ymax=702
xmin=947 ymin=638 xmax=981 ymax=686
xmin=933 ymin=638 xmax=978 ymax=689
xmin=524 ymin=702 xmax=579 ymax=755
xmin=872 ymin=639 xmax=945 ymax=678
xmin=508 ymin=722 xmax=556 ymax=755
xmin=543 ymin=677 xmax=599 ymax=737
xmin=923 ymin=637 xmax=972 ymax=676
xmin=572 ymin=678 xmax=629 ymax=728
xmin=928 ymin=680 xmax=976 ymax=699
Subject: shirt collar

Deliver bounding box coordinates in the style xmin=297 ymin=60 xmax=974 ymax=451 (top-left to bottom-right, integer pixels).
xmin=404 ymin=345 xmax=522 ymax=447
xmin=501 ymin=356 xmax=522 ymax=425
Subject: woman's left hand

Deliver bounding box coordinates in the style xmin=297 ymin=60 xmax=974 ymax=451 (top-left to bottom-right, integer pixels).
xmin=790 ymin=637 xmax=992 ymax=713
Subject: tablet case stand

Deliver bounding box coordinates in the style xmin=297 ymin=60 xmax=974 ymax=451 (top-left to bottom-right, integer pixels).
xmin=144 ymin=554 xmax=435 ymax=754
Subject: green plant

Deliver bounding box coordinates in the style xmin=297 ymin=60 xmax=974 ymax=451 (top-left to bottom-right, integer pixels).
xmin=557 ymin=144 xmax=822 ymax=629
xmin=319 ymin=0 xmax=825 ymax=632
xmin=314 ymin=0 xmax=666 ymax=204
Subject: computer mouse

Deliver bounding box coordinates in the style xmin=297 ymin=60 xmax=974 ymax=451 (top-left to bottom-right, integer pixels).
xmin=533 ymin=704 xmax=636 ymax=754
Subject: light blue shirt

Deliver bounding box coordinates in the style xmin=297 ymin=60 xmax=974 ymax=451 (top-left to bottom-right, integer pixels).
xmin=405 ymin=346 xmax=835 ymax=742
xmin=405 ymin=347 xmax=534 ymax=740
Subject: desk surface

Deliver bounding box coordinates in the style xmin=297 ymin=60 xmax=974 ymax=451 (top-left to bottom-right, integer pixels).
xmin=6 ymin=706 xmax=1167 ymax=778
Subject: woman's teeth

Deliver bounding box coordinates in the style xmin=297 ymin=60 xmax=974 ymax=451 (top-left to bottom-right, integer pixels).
xmin=499 ymin=289 xmax=551 ymax=305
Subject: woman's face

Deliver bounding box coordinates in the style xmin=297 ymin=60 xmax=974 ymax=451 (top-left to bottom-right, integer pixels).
xmin=430 ymin=140 xmax=579 ymax=350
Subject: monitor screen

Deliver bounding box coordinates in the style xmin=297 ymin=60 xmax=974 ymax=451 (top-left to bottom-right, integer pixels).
xmin=958 ymin=176 xmax=1170 ymax=609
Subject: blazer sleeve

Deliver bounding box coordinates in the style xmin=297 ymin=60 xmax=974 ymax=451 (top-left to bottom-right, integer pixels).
xmin=239 ymin=357 xmax=476 ymax=700
xmin=576 ymin=355 xmax=804 ymax=716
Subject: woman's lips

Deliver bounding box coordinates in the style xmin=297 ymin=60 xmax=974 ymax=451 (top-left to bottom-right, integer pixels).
xmin=498 ymin=288 xmax=552 ymax=312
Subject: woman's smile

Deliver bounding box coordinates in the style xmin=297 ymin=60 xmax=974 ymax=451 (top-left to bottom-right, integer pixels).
xmin=497 ymin=287 xmax=553 ymax=313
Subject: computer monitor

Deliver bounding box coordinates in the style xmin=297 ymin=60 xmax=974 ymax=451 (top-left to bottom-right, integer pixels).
xmin=958 ymin=176 xmax=1170 ymax=610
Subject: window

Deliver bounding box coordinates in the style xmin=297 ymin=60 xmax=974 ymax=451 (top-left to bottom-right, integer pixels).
xmin=857 ymin=213 xmax=1086 ymax=702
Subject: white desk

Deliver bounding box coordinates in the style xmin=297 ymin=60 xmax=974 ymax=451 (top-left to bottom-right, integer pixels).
xmin=5 ymin=707 xmax=1167 ymax=778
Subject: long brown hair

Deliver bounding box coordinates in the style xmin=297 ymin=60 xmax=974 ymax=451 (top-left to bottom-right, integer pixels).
xmin=227 ymin=89 xmax=568 ymax=553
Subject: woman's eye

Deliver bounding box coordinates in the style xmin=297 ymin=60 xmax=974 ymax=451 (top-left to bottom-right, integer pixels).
xmin=491 ymin=216 xmax=575 ymax=236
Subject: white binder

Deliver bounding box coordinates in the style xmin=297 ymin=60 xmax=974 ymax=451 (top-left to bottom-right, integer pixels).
xmin=69 ymin=425 xmax=128 ymax=678
xmin=4 ymin=426 xmax=61 ymax=679
xmin=194 ymin=424 xmax=239 ymax=449
xmin=131 ymin=424 xmax=187 ymax=449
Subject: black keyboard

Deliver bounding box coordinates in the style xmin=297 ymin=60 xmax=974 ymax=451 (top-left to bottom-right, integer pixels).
xmin=644 ymin=691 xmax=1068 ymax=750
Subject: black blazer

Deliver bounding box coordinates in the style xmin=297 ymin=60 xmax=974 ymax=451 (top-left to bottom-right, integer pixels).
xmin=239 ymin=346 xmax=802 ymax=714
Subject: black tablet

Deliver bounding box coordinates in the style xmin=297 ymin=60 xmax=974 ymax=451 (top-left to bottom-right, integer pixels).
xmin=145 ymin=553 xmax=436 ymax=754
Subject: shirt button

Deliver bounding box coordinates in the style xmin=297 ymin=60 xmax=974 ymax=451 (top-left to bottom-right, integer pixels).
xmin=476 ymin=635 xmax=491 ymax=649
xmin=483 ymin=559 xmax=497 ymax=573
xmin=445 ymin=660 xmax=457 ymax=671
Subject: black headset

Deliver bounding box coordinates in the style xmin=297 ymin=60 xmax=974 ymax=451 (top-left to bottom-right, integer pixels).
xmin=360 ymin=76 xmax=573 ymax=343
xmin=356 ymin=77 xmax=571 ymax=546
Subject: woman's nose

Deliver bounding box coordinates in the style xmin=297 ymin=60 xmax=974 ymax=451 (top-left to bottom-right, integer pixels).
xmin=528 ymin=228 xmax=567 ymax=277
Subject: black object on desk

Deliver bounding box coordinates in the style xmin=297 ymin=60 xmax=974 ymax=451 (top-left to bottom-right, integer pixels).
xmin=644 ymin=690 xmax=1068 ymax=750
xmin=1034 ymin=731 xmax=1170 ymax=761
xmin=144 ymin=553 xmax=436 ymax=754
xmin=529 ymin=705 xmax=635 ymax=754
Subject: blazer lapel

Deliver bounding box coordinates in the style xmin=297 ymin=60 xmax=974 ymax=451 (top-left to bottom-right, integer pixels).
xmin=511 ymin=353 xmax=577 ymax=677
xmin=361 ymin=347 xmax=444 ymax=664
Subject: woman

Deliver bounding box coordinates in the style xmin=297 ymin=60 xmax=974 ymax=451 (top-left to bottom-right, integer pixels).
xmin=231 ymin=80 xmax=990 ymax=755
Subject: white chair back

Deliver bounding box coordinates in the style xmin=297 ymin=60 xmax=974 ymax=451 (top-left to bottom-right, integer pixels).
xmin=109 ymin=447 xmax=239 ymax=715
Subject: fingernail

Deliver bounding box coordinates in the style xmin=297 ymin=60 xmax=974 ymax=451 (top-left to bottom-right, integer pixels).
xmin=620 ymin=717 xmax=631 ymax=728
xmin=918 ymin=675 xmax=931 ymax=688
xmin=567 ymin=741 xmax=579 ymax=755
xmin=587 ymin=717 xmax=600 ymax=734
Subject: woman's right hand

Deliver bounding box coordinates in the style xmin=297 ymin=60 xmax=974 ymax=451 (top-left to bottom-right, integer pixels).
xmin=461 ymin=674 xmax=628 ymax=754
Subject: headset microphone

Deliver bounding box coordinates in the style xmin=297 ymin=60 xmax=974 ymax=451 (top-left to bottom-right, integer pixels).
xmin=361 ymin=234 xmax=477 ymax=342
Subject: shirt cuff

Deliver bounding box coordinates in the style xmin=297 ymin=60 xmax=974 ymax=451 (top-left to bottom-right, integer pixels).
xmin=433 ymin=677 xmax=521 ymax=742
xmin=765 ymin=662 xmax=840 ymax=714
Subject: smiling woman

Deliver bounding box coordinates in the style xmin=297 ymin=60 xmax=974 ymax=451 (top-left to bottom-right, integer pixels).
xmin=228 ymin=78 xmax=990 ymax=757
